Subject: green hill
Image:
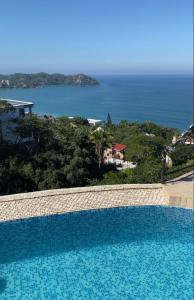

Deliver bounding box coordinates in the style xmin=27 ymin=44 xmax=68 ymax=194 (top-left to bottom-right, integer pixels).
xmin=0 ymin=72 xmax=99 ymax=88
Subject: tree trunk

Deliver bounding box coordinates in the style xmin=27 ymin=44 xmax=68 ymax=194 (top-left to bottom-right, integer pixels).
xmin=96 ymin=143 xmax=103 ymax=168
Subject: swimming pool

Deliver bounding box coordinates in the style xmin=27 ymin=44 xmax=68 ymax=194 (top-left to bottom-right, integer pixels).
xmin=0 ymin=206 xmax=193 ymax=299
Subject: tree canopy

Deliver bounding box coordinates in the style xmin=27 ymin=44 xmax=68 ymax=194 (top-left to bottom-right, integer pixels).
xmin=0 ymin=116 xmax=190 ymax=195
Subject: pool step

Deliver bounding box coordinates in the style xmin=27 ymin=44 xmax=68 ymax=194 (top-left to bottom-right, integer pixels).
xmin=169 ymin=195 xmax=193 ymax=209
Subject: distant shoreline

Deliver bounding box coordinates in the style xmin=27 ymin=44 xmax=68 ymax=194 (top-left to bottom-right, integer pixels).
xmin=0 ymin=72 xmax=99 ymax=89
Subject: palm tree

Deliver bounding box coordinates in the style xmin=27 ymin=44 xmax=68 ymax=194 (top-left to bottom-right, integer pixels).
xmin=89 ymin=127 xmax=112 ymax=168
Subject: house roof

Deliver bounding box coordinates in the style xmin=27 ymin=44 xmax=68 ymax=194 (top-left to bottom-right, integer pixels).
xmin=88 ymin=119 xmax=102 ymax=124
xmin=0 ymin=98 xmax=33 ymax=108
xmin=112 ymin=143 xmax=126 ymax=151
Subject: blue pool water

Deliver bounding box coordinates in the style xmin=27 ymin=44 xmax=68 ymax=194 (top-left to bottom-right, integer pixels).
xmin=0 ymin=75 xmax=192 ymax=130
xmin=0 ymin=206 xmax=193 ymax=299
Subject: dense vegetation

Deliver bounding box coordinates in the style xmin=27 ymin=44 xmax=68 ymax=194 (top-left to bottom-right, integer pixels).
xmin=98 ymin=121 xmax=193 ymax=185
xmin=0 ymin=114 xmax=193 ymax=195
xmin=0 ymin=73 xmax=99 ymax=88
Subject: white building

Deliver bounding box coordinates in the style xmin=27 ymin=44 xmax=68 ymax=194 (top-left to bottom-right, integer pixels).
xmin=87 ymin=119 xmax=102 ymax=126
xmin=0 ymin=99 xmax=34 ymax=143
xmin=0 ymin=79 xmax=10 ymax=87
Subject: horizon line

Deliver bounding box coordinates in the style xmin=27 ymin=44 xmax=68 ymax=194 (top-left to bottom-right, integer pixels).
xmin=0 ymin=71 xmax=193 ymax=77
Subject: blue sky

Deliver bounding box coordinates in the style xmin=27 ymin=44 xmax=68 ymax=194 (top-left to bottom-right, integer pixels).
xmin=0 ymin=0 xmax=193 ymax=74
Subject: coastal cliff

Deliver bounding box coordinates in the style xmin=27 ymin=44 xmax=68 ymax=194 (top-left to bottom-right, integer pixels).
xmin=0 ymin=73 xmax=99 ymax=88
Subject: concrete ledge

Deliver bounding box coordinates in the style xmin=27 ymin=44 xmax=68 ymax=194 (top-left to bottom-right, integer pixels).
xmin=164 ymin=171 xmax=193 ymax=209
xmin=0 ymin=184 xmax=168 ymax=222
xmin=169 ymin=195 xmax=193 ymax=209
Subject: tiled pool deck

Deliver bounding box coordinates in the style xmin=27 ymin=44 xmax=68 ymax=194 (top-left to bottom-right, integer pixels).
xmin=0 ymin=173 xmax=193 ymax=222
xmin=0 ymin=184 xmax=169 ymax=222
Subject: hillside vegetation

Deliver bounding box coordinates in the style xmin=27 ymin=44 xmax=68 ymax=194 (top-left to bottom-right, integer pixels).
xmin=0 ymin=73 xmax=99 ymax=88
xmin=0 ymin=116 xmax=192 ymax=195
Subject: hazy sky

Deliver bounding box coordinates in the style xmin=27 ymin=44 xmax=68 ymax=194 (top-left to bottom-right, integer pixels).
xmin=0 ymin=0 xmax=193 ymax=74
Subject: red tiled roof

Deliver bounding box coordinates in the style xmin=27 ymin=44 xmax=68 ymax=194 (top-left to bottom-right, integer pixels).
xmin=112 ymin=143 xmax=126 ymax=151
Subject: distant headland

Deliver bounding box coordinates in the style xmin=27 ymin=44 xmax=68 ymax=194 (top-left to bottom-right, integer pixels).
xmin=0 ymin=72 xmax=99 ymax=88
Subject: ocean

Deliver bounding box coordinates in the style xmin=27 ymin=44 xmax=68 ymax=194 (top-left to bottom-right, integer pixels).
xmin=0 ymin=75 xmax=192 ymax=131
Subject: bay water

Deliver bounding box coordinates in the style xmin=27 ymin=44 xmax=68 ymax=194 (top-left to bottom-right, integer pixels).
xmin=0 ymin=75 xmax=192 ymax=131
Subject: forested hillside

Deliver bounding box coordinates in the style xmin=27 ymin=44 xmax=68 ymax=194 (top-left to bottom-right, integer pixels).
xmin=0 ymin=115 xmax=192 ymax=195
xmin=0 ymin=73 xmax=99 ymax=88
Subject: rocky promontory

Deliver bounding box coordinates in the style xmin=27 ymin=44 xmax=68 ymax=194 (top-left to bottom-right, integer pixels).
xmin=0 ymin=73 xmax=99 ymax=88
